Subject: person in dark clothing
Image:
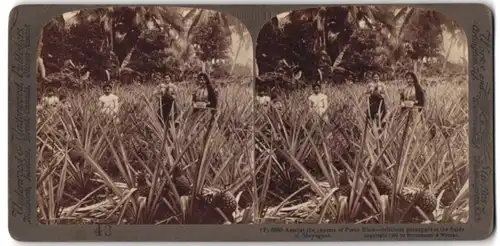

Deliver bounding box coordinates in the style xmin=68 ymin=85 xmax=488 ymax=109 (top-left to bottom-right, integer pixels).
xmin=368 ymin=93 xmax=387 ymax=122
xmin=192 ymin=72 xmax=218 ymax=116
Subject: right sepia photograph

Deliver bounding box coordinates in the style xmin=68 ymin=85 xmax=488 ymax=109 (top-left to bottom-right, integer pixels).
xmin=254 ymin=6 xmax=469 ymax=224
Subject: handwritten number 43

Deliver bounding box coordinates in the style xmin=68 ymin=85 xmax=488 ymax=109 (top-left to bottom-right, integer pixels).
xmin=95 ymin=224 xmax=112 ymax=237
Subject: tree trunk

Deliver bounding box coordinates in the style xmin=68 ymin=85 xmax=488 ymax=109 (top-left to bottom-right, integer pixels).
xmin=441 ymin=37 xmax=456 ymax=74
xmin=230 ymin=39 xmax=245 ymax=75
xmin=37 ymin=26 xmax=43 ymax=59
xmin=108 ymin=18 xmax=114 ymax=51
xmin=37 ymin=27 xmax=47 ymax=80
xmin=201 ymin=60 xmax=209 ymax=74
xmin=37 ymin=58 xmax=47 ymax=80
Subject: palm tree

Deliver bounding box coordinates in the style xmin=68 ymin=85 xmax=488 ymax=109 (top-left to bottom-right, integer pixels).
xmin=440 ymin=24 xmax=466 ymax=74
xmin=41 ymin=6 xmax=238 ymax=85
xmin=65 ymin=7 xmax=235 ymax=79
xmin=179 ymin=9 xmax=247 ymax=76
xmin=312 ymin=6 xmax=396 ymax=75
xmin=229 ymin=20 xmax=251 ymax=75
xmin=255 ymin=6 xmax=396 ymax=82
xmin=259 ymin=6 xmax=462 ymax=84
xmin=391 ymin=7 xmax=463 ymax=73
xmin=346 ymin=6 xmax=462 ymax=77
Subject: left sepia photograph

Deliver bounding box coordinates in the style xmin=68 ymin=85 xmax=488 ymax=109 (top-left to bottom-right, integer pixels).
xmin=35 ymin=7 xmax=254 ymax=225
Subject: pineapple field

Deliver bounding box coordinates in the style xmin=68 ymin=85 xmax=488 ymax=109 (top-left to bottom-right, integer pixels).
xmin=37 ymin=75 xmax=469 ymax=225
xmin=36 ymin=79 xmax=255 ymax=225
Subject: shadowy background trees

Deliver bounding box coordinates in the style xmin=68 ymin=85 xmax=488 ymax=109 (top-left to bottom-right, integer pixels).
xmin=37 ymin=7 xmax=252 ymax=95
xmin=37 ymin=6 xmax=468 ymax=94
xmin=256 ymin=6 xmax=467 ymax=91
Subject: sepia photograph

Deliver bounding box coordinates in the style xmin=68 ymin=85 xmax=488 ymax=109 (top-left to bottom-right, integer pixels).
xmin=35 ymin=7 xmax=254 ymax=225
xmin=254 ymin=6 xmax=469 ymax=224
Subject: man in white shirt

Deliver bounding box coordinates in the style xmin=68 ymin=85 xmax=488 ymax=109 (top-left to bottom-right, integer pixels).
xmin=99 ymin=83 xmax=120 ymax=122
xmin=308 ymin=83 xmax=329 ymax=122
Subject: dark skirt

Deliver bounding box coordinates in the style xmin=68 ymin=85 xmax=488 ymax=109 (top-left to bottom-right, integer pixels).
xmin=367 ymin=95 xmax=387 ymax=122
xmin=158 ymin=96 xmax=177 ymax=126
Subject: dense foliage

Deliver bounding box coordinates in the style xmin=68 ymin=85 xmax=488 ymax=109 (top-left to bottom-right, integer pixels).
xmin=38 ymin=7 xmax=245 ymax=94
xmin=256 ymin=7 xmax=467 ymax=90
xmin=192 ymin=15 xmax=231 ymax=62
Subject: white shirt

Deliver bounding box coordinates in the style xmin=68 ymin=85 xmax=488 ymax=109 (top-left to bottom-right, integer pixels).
xmin=99 ymin=94 xmax=119 ymax=115
xmin=308 ymin=93 xmax=328 ymax=115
